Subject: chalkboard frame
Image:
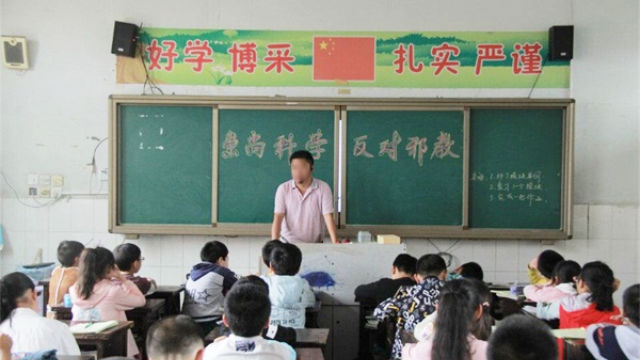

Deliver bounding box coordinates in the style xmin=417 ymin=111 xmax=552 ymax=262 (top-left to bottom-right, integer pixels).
xmin=109 ymin=96 xmax=574 ymax=240
xmin=213 ymin=104 xmax=340 ymax=233
xmin=340 ymin=101 xmax=574 ymax=240
xmin=341 ymin=105 xmax=468 ymax=230
xmin=109 ymin=96 xmax=340 ymax=236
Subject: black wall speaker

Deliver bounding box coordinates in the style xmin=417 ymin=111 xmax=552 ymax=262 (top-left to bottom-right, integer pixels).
xmin=549 ymin=25 xmax=574 ymax=61
xmin=111 ymin=21 xmax=139 ymax=58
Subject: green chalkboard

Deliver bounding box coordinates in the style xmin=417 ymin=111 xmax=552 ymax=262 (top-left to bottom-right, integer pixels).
xmin=217 ymin=109 xmax=335 ymax=223
xmin=469 ymin=108 xmax=564 ymax=229
xmin=346 ymin=110 xmax=464 ymax=225
xmin=119 ymin=105 xmax=212 ymax=224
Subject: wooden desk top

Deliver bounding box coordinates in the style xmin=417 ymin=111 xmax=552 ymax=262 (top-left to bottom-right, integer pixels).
xmin=293 ymin=328 xmax=329 ymax=347
xmin=295 ymin=347 xmax=324 ymax=360
xmin=149 ymin=285 xmax=185 ymax=295
xmin=126 ymin=298 xmax=165 ymax=316
xmin=52 ymin=298 xmax=165 ymax=318
xmin=57 ymin=355 xmax=95 ymax=360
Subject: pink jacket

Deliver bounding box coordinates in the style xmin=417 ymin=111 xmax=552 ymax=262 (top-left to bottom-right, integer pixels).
xmin=70 ymin=279 xmax=146 ymax=357
xmin=402 ymin=335 xmax=488 ymax=360
xmin=524 ymin=282 xmax=576 ymax=303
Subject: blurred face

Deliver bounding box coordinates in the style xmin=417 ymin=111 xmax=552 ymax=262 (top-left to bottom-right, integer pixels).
xmin=132 ymin=259 xmax=142 ymax=274
xmin=290 ymin=158 xmax=313 ymax=184
xmin=217 ymin=256 xmax=229 ymax=268
xmin=574 ymin=275 xmax=589 ymax=293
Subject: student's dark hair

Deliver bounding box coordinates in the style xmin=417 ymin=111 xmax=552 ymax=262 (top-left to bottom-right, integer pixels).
xmin=468 ymin=278 xmax=493 ymax=341
xmin=235 ymin=275 xmax=269 ymax=294
xmin=262 ymin=239 xmax=284 ymax=267
xmin=224 ymin=284 xmax=271 ymax=337
xmin=0 ymin=272 xmax=35 ymax=323
xmin=146 ymin=315 xmax=203 ymax=358
xmin=57 ymin=240 xmax=85 ymax=267
xmin=432 ymin=279 xmax=488 ymax=360
xmin=77 ymin=247 xmax=115 ymax=300
xmin=289 ymin=150 xmax=314 ymax=168
xmin=113 ymin=243 xmax=142 ymax=272
xmin=416 ymin=254 xmax=447 ymax=278
xmin=537 ymin=249 xmax=564 ymax=279
xmin=392 ymin=254 xmax=417 ymax=275
xmin=580 ymin=261 xmax=615 ymax=312
xmin=200 ymin=241 xmax=228 ymax=263
xmin=459 ymin=262 xmax=484 ymax=281
xmin=552 ymin=260 xmax=581 ymax=284
xmin=270 ymin=243 xmax=302 ymax=276
xmin=487 ymin=314 xmax=557 ymax=360
xmin=623 ymin=284 xmax=640 ymax=327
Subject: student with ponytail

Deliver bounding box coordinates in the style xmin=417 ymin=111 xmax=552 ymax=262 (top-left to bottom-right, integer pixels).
xmin=537 ymin=261 xmax=622 ymax=329
xmin=69 ymin=247 xmax=146 ymax=358
xmin=402 ymin=279 xmax=490 ymax=360
xmin=0 ymin=272 xmax=80 ymax=355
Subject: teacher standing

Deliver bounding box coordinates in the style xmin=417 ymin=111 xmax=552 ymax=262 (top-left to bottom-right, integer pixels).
xmin=271 ymin=150 xmax=339 ymax=244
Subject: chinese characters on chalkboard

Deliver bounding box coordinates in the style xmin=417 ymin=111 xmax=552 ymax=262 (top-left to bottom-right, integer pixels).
xmin=471 ymin=170 xmax=544 ymax=207
xmin=221 ymin=129 xmax=328 ymax=160
xmin=353 ymin=130 xmax=460 ymax=166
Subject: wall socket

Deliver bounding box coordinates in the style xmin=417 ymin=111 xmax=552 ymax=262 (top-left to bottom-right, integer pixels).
xmin=28 ymin=173 xmax=64 ymax=198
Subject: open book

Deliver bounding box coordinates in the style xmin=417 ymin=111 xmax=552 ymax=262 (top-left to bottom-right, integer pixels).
xmin=69 ymin=320 xmax=119 ymax=334
xmin=551 ymin=327 xmax=587 ymax=339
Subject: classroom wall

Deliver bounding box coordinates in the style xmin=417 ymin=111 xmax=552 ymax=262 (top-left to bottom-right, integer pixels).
xmin=1 ymin=1 xmax=639 ymax=358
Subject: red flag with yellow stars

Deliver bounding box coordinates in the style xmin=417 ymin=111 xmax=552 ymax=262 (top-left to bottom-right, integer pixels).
xmin=313 ymin=36 xmax=376 ymax=82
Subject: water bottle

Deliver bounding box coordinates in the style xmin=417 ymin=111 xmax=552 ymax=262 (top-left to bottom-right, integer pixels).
xmin=63 ymin=294 xmax=73 ymax=308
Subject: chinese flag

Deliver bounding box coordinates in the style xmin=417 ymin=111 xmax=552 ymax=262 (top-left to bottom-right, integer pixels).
xmin=313 ymin=37 xmax=376 ymax=82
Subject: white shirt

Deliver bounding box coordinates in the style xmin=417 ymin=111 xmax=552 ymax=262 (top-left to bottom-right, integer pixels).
xmin=203 ymin=334 xmax=296 ymax=360
xmin=537 ymin=292 xmax=592 ymax=320
xmin=0 ymin=308 xmax=80 ymax=355
xmin=261 ymin=275 xmax=316 ymax=329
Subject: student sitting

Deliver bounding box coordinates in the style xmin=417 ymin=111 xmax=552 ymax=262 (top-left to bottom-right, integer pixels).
xmin=537 ymin=261 xmax=622 ymax=329
xmin=448 ymin=261 xmax=485 ymax=281
xmin=203 ymin=282 xmax=296 ymax=360
xmin=211 ymin=276 xmax=297 ymax=345
xmin=47 ymin=240 xmax=84 ymax=308
xmin=524 ymin=260 xmax=580 ymax=303
xmin=146 ymin=315 xmax=204 ymax=360
xmin=261 ymin=243 xmax=315 ymax=329
xmin=527 ymin=249 xmax=564 ymax=286
xmin=413 ymin=277 xmax=494 ymax=343
xmin=114 ymin=243 xmax=158 ymax=295
xmin=487 ymin=314 xmax=558 ymax=360
xmin=0 ymin=272 xmax=80 ymax=355
xmin=69 ymin=247 xmax=146 ymax=358
xmin=261 ymin=239 xmax=284 ymax=274
xmin=403 ymin=279 xmax=491 ymax=360
xmin=374 ymin=254 xmax=447 ymax=359
xmin=586 ymin=283 xmax=639 ymax=360
xmin=183 ymin=241 xmax=239 ymax=336
xmin=354 ymin=253 xmax=417 ymax=306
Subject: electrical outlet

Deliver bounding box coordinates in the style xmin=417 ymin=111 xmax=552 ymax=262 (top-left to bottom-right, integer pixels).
xmin=38 ymin=185 xmax=51 ymax=198
xmin=27 ymin=174 xmax=38 ymax=186
xmin=51 ymin=175 xmax=64 ymax=187
xmin=38 ymin=175 xmax=51 ymax=185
